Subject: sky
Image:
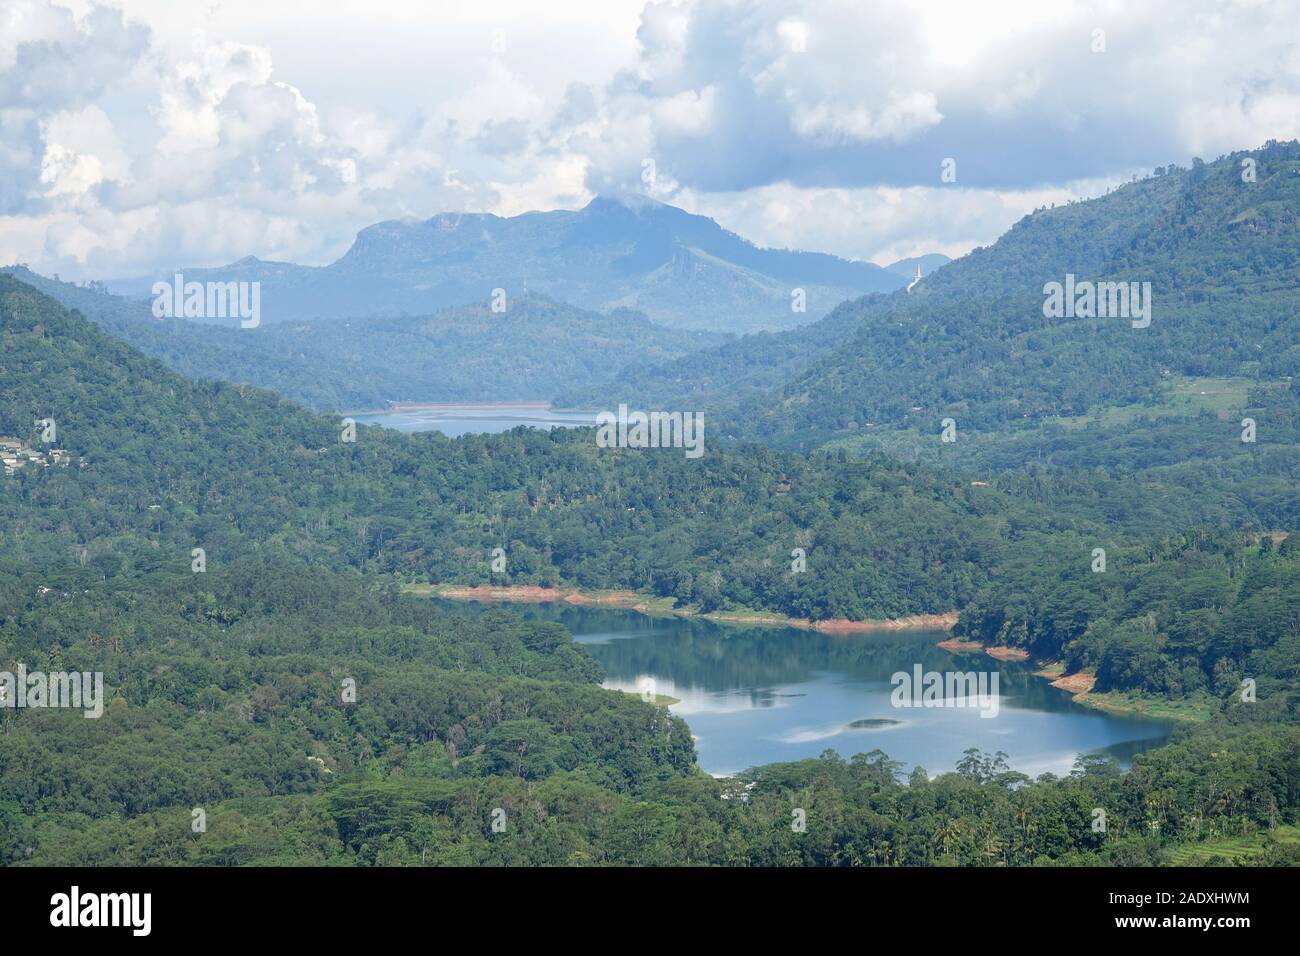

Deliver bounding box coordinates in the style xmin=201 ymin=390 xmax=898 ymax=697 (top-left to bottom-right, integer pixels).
xmin=2 ymin=0 xmax=1298 ymax=280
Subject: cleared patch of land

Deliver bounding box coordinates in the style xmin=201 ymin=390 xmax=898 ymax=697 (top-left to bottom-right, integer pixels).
xmin=822 ymin=375 xmax=1257 ymax=461
xmin=1164 ymin=825 xmax=1300 ymax=866
xmin=408 ymin=583 xmax=956 ymax=632
xmin=616 ymin=690 xmax=680 ymax=707
xmin=1050 ymin=376 xmax=1252 ymax=430
xmin=938 ymin=638 xmax=984 ymax=653
xmin=1079 ymin=691 xmax=1220 ymax=722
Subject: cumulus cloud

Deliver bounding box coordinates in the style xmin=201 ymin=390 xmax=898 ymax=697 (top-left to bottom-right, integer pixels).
xmin=673 ymin=174 xmax=1132 ymax=266
xmin=574 ymin=0 xmax=1300 ymax=195
xmin=0 ymin=3 xmax=148 ymax=110
xmin=0 ymin=1 xmax=523 ymax=275
xmin=0 ymin=0 xmax=1297 ymax=281
xmin=0 ymin=2 xmax=147 ymax=216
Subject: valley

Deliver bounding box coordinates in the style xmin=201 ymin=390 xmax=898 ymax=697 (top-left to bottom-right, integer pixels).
xmin=349 ymin=402 xmax=598 ymax=437
xmin=1 ymin=141 xmax=1297 ymax=871
xmin=428 ymin=600 xmax=1174 ymax=777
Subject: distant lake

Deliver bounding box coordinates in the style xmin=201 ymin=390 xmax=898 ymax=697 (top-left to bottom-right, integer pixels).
xmin=434 ymin=600 xmax=1173 ymax=778
xmin=350 ymin=402 xmax=597 ymax=437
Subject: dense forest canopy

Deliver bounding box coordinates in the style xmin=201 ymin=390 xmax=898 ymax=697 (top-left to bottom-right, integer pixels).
xmin=3 ymin=562 xmax=1295 ymax=866
xmin=0 ymin=274 xmax=1061 ymax=622
xmin=565 ymin=142 xmax=1300 ymax=462
xmin=2 ymin=143 xmax=1298 ymax=869
xmin=1 ymin=270 xmax=727 ymax=413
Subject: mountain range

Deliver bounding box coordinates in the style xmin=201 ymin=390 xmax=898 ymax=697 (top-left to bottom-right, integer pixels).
xmin=2 ymin=147 xmax=1298 ymax=870
xmin=104 ymin=196 xmax=911 ymax=334
xmin=562 ymin=141 xmax=1300 ymax=466
xmin=0 ymin=267 xmax=726 ymax=412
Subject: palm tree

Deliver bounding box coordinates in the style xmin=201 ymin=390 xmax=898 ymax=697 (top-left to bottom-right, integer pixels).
xmin=981 ymin=831 xmax=1006 ymax=866
xmin=1013 ymin=804 xmax=1036 ymax=861
xmin=932 ymin=818 xmax=966 ymax=859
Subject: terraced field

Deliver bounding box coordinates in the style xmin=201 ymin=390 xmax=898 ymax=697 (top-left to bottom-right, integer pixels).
xmin=1164 ymin=825 xmax=1300 ymax=866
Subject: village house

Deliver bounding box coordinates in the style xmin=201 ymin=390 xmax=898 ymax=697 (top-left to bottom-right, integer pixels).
xmin=0 ymin=437 xmax=72 ymax=474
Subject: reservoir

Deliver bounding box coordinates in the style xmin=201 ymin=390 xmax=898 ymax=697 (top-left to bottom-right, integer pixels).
xmin=350 ymin=402 xmax=596 ymax=437
xmin=432 ymin=600 xmax=1173 ymax=779
xmin=368 ymin=410 xmax=1173 ymax=779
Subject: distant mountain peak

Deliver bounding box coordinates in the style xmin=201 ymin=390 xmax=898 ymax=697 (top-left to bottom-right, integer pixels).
xmin=106 ymin=196 xmax=907 ymax=332
xmin=884 ymin=253 xmax=952 ymax=280
xmin=581 ymin=192 xmax=678 ymax=216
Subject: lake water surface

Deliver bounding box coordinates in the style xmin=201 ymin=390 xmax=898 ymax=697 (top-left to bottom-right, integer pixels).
xmin=351 ymin=403 xmax=596 ymax=438
xmin=375 ymin=410 xmax=1173 ymax=778
xmin=433 ymin=600 xmax=1172 ymax=778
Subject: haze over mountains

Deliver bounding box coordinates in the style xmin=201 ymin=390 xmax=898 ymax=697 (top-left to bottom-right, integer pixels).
xmin=565 ymin=142 xmax=1300 ymax=461
xmin=0 ymin=267 xmax=726 ymax=412
xmin=8 ymin=194 xmax=948 ymax=412
xmin=2 ymin=145 xmax=1298 ymax=871
xmin=15 ymin=143 xmax=1297 ymax=439
xmin=104 ymin=196 xmax=910 ymax=334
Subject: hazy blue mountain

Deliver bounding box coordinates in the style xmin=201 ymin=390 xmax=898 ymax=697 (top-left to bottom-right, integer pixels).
xmin=2 ymin=266 xmax=726 ymax=411
xmin=104 ymin=196 xmax=905 ymax=333
xmin=748 ymin=141 xmax=1300 ymax=450
xmin=884 ymin=253 xmax=952 ymax=278
xmin=562 ymin=142 xmax=1300 ymax=459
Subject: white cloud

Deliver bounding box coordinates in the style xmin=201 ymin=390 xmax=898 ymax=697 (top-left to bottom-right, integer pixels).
xmin=673 ymin=173 xmax=1133 ymax=266
xmin=652 ymin=86 xmax=717 ymax=136
xmin=41 ymin=105 xmax=128 ymax=179
xmin=0 ymin=0 xmax=1296 ymax=281
xmin=789 ymin=92 xmax=943 ymax=144
xmin=155 ymin=39 xmax=275 ymax=152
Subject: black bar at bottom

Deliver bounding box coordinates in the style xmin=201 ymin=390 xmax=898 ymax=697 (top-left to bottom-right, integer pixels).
xmin=0 ymin=865 xmax=1275 ymax=941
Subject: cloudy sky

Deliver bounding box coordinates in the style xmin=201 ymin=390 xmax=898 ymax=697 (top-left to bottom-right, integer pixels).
xmin=2 ymin=0 xmax=1298 ymax=280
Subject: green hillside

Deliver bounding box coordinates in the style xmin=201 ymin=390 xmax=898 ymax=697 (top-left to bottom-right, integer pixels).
xmin=2 ymin=268 xmax=726 ymax=412
xmin=2 ymin=263 xmax=1297 ymax=868
xmin=567 ymin=142 xmax=1300 ymax=473
xmin=0 ymin=273 xmax=1038 ymax=622
xmin=760 ymin=142 xmax=1300 ymax=449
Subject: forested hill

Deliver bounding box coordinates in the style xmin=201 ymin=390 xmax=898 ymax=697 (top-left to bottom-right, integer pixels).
xmin=751 ymin=141 xmax=1300 ymax=447
xmin=103 ymin=196 xmax=905 ymax=333
xmin=6 ymin=272 xmax=1296 ymax=622
xmin=0 ymin=272 xmax=1045 ymax=621
xmin=553 ymin=288 xmax=889 ymax=425
xmin=957 ymin=530 xmax=1300 ymax=714
xmin=569 ymin=141 xmax=1300 ymax=455
xmin=3 ymin=274 xmax=1298 ymax=868
xmin=0 ymin=267 xmax=726 ymax=412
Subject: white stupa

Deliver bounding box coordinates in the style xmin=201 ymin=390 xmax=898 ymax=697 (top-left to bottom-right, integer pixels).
xmin=906 ymin=264 xmax=923 ymax=293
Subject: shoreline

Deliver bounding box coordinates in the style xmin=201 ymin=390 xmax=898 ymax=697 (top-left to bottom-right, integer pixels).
xmin=340 ymin=400 xmax=599 ymax=417
xmin=412 ymin=581 xmax=1208 ymax=723
xmin=409 ymin=582 xmax=957 ymax=632
xmin=414 ymin=581 xmax=1209 ymax=722
xmin=936 ymin=639 xmax=1210 ymax=722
